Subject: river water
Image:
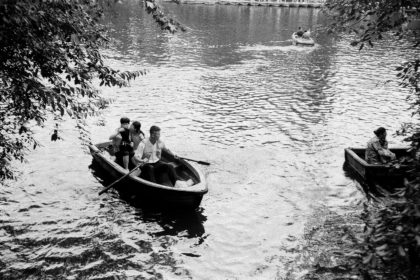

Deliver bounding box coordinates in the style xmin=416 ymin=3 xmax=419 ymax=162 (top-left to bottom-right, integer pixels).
xmin=1 ymin=1 xmax=418 ymax=279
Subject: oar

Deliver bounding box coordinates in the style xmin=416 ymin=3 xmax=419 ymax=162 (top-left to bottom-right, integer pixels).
xmin=179 ymin=157 xmax=210 ymax=166
xmin=99 ymin=164 xmax=142 ymax=195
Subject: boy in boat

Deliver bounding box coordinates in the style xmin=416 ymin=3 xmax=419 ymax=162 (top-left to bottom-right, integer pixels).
xmin=365 ymin=127 xmax=396 ymax=164
xmin=109 ymin=117 xmax=134 ymax=170
xmin=296 ymin=27 xmax=304 ymax=37
xmin=132 ymin=125 xmax=193 ymax=187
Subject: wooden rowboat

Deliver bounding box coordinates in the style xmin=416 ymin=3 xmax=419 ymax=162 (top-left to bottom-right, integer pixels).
xmin=292 ymin=32 xmax=315 ymax=46
xmin=89 ymin=142 xmax=208 ymax=210
xmin=344 ymin=147 xmax=410 ymax=185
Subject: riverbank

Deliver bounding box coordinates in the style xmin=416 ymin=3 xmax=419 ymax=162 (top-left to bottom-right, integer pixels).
xmin=283 ymin=205 xmax=365 ymax=279
xmin=165 ymin=0 xmax=324 ymax=8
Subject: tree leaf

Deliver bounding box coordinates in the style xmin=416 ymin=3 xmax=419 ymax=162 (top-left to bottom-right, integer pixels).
xmin=398 ymin=246 xmax=406 ymax=256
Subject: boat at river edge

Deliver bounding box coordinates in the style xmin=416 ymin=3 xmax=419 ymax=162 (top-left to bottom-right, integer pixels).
xmin=89 ymin=142 xmax=208 ymax=210
xmin=344 ymin=147 xmax=411 ymax=187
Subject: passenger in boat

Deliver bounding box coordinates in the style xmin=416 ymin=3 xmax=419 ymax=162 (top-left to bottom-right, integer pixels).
xmin=365 ymin=127 xmax=396 ymax=164
xmin=109 ymin=117 xmax=134 ymax=170
xmin=302 ymin=29 xmax=311 ymax=39
xmin=130 ymin=121 xmax=145 ymax=151
xmin=296 ymin=27 xmax=304 ymax=37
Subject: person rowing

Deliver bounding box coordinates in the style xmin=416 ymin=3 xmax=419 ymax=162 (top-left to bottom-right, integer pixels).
xmin=132 ymin=125 xmax=193 ymax=187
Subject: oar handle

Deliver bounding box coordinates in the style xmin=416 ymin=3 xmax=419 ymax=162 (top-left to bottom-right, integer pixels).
xmin=98 ymin=164 xmax=142 ymax=195
xmin=179 ymin=157 xmax=210 ymax=166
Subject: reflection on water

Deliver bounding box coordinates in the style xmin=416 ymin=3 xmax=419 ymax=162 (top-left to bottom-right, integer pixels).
xmin=1 ymin=1 xmax=418 ymax=279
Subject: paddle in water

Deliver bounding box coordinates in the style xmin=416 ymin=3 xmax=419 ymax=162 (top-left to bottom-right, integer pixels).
xmin=98 ymin=164 xmax=142 ymax=195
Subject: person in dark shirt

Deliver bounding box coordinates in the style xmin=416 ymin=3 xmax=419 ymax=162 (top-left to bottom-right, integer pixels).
xmin=109 ymin=117 xmax=133 ymax=169
xmin=51 ymin=129 xmax=60 ymax=141
xmin=296 ymin=26 xmax=304 ymax=37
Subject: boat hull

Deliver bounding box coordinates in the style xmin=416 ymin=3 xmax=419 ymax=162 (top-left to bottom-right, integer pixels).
xmin=344 ymin=147 xmax=410 ymax=186
xmin=292 ymin=32 xmax=315 ymax=46
xmin=90 ymin=142 xmax=207 ymax=210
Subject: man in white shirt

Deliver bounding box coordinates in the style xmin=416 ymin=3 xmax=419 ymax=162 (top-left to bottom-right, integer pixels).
xmin=132 ymin=125 xmax=180 ymax=185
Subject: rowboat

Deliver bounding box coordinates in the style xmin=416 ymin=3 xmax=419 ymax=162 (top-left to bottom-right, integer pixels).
xmin=89 ymin=142 xmax=208 ymax=210
xmin=292 ymin=32 xmax=315 ymax=46
xmin=344 ymin=147 xmax=410 ymax=185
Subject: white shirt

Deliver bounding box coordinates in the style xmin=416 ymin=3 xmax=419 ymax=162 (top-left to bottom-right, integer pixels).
xmin=135 ymin=138 xmax=166 ymax=164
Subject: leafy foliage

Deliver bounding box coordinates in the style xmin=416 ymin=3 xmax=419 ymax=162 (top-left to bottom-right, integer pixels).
xmin=0 ymin=0 xmax=152 ymax=179
xmin=144 ymin=0 xmax=186 ymax=33
xmin=323 ymin=0 xmax=419 ymax=49
xmin=357 ymin=179 xmax=420 ymax=279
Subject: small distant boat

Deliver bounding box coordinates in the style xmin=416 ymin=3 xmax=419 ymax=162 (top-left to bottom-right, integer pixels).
xmin=292 ymin=32 xmax=315 ymax=46
xmin=344 ymin=147 xmax=410 ymax=185
xmin=90 ymin=142 xmax=208 ymax=210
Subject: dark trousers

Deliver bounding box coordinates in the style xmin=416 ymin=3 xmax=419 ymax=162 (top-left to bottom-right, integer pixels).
xmin=141 ymin=161 xmax=179 ymax=184
xmin=115 ymin=150 xmax=135 ymax=169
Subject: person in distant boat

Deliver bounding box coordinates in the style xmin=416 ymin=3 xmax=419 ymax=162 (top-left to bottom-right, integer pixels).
xmin=50 ymin=123 xmax=60 ymax=141
xmin=130 ymin=121 xmax=145 ymax=151
xmin=296 ymin=26 xmax=304 ymax=37
xmin=109 ymin=117 xmax=133 ymax=170
xmin=133 ymin=125 xmax=193 ymax=187
xmin=51 ymin=129 xmax=60 ymax=141
xmin=365 ymin=127 xmax=396 ymax=164
xmin=302 ymin=29 xmax=311 ymax=39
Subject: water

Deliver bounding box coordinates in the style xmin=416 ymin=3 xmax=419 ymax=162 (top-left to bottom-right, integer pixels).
xmin=1 ymin=1 xmax=417 ymax=279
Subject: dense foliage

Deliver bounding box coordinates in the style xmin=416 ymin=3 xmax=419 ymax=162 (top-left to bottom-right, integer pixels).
xmin=324 ymin=0 xmax=420 ymax=278
xmin=360 ymin=180 xmax=420 ymax=279
xmin=0 ymin=0 xmax=183 ymax=179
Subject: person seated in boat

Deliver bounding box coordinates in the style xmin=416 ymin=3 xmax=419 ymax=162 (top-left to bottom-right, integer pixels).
xmin=302 ymin=29 xmax=311 ymax=39
xmin=132 ymin=125 xmax=193 ymax=187
xmin=296 ymin=26 xmax=304 ymax=37
xmin=130 ymin=121 xmax=145 ymax=151
xmin=109 ymin=117 xmax=134 ymax=170
xmin=365 ymin=127 xmax=396 ymax=164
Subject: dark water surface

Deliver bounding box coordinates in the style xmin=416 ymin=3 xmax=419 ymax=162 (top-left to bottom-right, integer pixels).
xmin=1 ymin=1 xmax=417 ymax=279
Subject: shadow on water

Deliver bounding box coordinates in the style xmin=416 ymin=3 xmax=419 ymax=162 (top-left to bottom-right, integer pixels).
xmin=342 ymin=161 xmax=405 ymax=201
xmin=139 ymin=208 xmax=207 ymax=239
xmin=89 ymin=160 xmax=207 ymax=238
